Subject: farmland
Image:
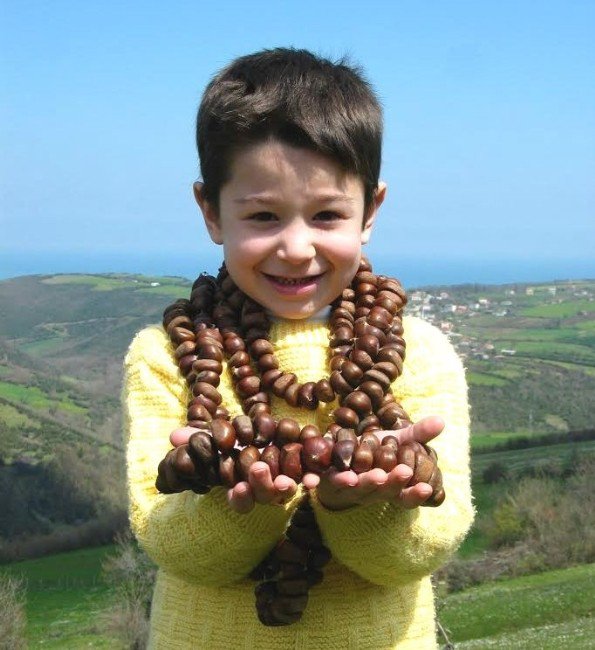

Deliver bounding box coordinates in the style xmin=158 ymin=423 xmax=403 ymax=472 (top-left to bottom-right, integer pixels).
xmin=3 ymin=544 xmax=593 ymax=648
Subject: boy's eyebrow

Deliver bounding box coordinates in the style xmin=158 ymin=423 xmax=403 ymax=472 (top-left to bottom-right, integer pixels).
xmin=233 ymin=192 xmax=357 ymax=205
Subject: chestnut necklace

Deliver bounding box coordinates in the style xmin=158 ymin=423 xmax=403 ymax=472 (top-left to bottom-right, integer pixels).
xmin=156 ymin=257 xmax=444 ymax=626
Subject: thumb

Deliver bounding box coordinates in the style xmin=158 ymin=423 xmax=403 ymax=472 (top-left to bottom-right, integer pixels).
xmin=169 ymin=426 xmax=200 ymax=447
xmin=395 ymin=416 xmax=445 ymax=446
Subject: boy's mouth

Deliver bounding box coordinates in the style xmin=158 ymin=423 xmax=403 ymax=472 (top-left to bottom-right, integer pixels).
xmin=266 ymin=274 xmax=321 ymax=286
xmin=262 ymin=272 xmax=324 ymax=293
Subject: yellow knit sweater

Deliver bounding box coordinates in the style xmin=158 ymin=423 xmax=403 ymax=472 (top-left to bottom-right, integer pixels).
xmin=123 ymin=316 xmax=473 ymax=649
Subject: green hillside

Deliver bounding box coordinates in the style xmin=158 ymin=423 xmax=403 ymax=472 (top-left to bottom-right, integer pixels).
xmin=3 ymin=546 xmax=592 ymax=648
xmin=408 ymin=280 xmax=595 ymax=433
xmin=0 ymin=273 xmax=593 ymax=555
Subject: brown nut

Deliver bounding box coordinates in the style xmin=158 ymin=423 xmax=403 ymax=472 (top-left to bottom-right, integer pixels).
xmin=257 ymin=353 xmax=279 ymax=371
xmin=340 ymin=361 xmax=363 ymax=387
xmin=280 ymin=443 xmax=303 ymax=482
xmin=297 ymin=382 xmax=318 ymax=410
xmin=260 ymin=445 xmax=281 ymax=479
xmin=276 ymin=418 xmax=302 ymax=445
xmin=342 ymin=390 xmax=372 ymax=416
xmin=272 ymin=373 xmax=298 ymax=397
xmin=373 ymin=446 xmax=398 ymax=473
xmin=358 ymin=381 xmax=385 ymax=410
xmin=354 ymin=334 xmax=379 ymax=357
xmin=314 ymin=379 xmax=335 ymax=403
xmin=359 ymin=431 xmax=380 ymax=452
xmin=299 ymin=424 xmax=321 ymax=442
xmin=236 ymin=446 xmax=260 ymax=481
xmin=211 ymin=418 xmax=236 ymax=454
xmin=336 ymin=428 xmax=357 ymax=444
xmin=219 ymin=451 xmax=239 ymax=488
xmin=333 ymin=406 xmax=359 ymax=429
xmin=188 ymin=431 xmax=217 ymax=466
xmin=413 ymin=447 xmax=436 ymax=484
xmin=276 ymin=539 xmax=308 ymax=564
xmin=232 ymin=415 xmax=254 ymax=445
xmin=332 ymin=439 xmax=355 ymax=471
xmin=236 ymin=375 xmax=261 ymax=399
xmin=253 ymin=413 xmax=277 ymax=447
xmin=397 ymin=441 xmax=419 ymax=474
xmin=330 ymin=370 xmax=353 ymax=396
xmin=172 ymin=445 xmax=196 ymax=477
xmin=192 ymin=381 xmax=222 ymax=404
xmin=283 ymin=382 xmax=301 ymax=407
xmin=351 ymin=443 xmax=374 ymax=473
xmin=301 ymin=437 xmax=333 ymax=473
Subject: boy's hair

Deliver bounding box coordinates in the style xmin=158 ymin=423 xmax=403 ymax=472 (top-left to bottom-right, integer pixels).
xmin=197 ymin=48 xmax=383 ymax=211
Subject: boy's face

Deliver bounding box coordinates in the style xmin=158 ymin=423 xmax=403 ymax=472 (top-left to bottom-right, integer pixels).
xmin=195 ymin=139 xmax=384 ymax=320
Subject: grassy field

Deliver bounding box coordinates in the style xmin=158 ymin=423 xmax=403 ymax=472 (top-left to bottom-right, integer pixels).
xmin=2 ymin=546 xmax=593 ymax=648
xmin=0 ymin=381 xmax=87 ymax=415
xmin=41 ymin=274 xmax=190 ymax=296
xmin=470 ymin=430 xmax=532 ymax=449
xmin=0 ymin=401 xmax=40 ymax=429
xmin=2 ymin=546 xmax=118 ymax=649
xmin=471 ymin=439 xmax=595 ymax=476
xmin=440 ymin=563 xmax=595 ymax=647
xmin=520 ymin=300 xmax=595 ymax=318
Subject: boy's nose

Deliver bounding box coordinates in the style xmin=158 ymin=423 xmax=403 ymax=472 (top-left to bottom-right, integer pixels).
xmin=276 ymin=223 xmax=316 ymax=264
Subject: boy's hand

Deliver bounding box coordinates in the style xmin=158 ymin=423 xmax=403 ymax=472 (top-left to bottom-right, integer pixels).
xmin=169 ymin=425 xmax=200 ymax=447
xmin=168 ymin=428 xmax=298 ymax=514
xmin=168 ymin=416 xmax=444 ymax=512
xmin=226 ymin=462 xmax=298 ymax=514
xmin=302 ymin=416 xmax=444 ymax=511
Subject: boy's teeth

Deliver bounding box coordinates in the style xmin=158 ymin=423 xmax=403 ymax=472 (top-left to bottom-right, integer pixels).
xmin=277 ymin=277 xmax=306 ymax=285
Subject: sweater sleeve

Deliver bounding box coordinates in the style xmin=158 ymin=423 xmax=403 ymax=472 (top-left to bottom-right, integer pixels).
xmin=123 ymin=326 xmax=301 ymax=586
xmin=311 ymin=317 xmax=474 ymax=586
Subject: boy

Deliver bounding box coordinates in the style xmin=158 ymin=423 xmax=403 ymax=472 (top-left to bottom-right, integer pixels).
xmin=124 ymin=48 xmax=473 ymax=648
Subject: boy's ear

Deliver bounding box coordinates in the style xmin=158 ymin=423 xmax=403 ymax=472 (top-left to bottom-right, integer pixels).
xmin=193 ymin=182 xmax=223 ymax=245
xmin=361 ymin=181 xmax=386 ymax=244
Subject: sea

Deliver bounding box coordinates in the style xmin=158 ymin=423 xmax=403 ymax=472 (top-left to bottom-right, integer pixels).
xmin=0 ymin=251 xmax=593 ymax=289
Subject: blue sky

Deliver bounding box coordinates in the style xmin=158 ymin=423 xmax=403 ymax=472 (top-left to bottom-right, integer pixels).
xmin=1 ymin=1 xmax=594 ymax=284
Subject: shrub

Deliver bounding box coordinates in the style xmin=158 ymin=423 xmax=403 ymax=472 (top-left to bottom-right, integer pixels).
xmin=518 ymin=456 xmax=595 ymax=571
xmin=483 ymin=499 xmax=525 ymax=546
xmin=481 ymin=461 xmax=509 ymax=484
xmin=440 ymin=457 xmax=595 ymax=592
xmin=0 ymin=575 xmax=27 ymax=649
xmin=101 ymin=532 xmax=156 ymax=650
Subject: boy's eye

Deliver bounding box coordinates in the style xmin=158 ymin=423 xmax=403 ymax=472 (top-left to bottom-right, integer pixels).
xmin=249 ymin=211 xmax=277 ymax=222
xmin=314 ymin=211 xmax=341 ymax=222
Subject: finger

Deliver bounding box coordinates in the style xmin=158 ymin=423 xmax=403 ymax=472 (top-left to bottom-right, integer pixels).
xmin=227 ymin=482 xmax=255 ymax=514
xmin=357 ymin=468 xmax=389 ymax=495
xmin=395 ymin=416 xmax=445 ymax=446
xmin=248 ymin=462 xmax=276 ymax=504
xmin=302 ymin=472 xmax=321 ymax=490
xmin=375 ymin=464 xmax=414 ymax=501
xmin=325 ymin=468 xmax=359 ymax=491
xmin=383 ymin=463 xmax=413 ymax=492
xmin=169 ymin=426 xmax=200 ymax=447
xmin=398 ymin=482 xmax=433 ymax=509
xmin=272 ymin=475 xmax=297 ymax=503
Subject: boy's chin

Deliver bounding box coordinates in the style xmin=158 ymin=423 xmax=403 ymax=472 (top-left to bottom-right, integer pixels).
xmin=266 ymin=302 xmax=332 ymax=321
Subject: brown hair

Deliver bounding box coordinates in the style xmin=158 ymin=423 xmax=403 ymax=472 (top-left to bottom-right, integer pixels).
xmin=196 ymin=48 xmax=383 ymax=211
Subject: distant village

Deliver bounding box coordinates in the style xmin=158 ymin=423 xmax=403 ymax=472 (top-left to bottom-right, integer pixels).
xmin=136 ymin=276 xmax=595 ymax=364
xmin=407 ymin=282 xmax=595 ymax=362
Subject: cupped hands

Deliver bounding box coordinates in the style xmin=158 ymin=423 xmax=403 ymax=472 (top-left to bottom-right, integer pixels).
xmin=168 ymin=416 xmax=444 ymax=513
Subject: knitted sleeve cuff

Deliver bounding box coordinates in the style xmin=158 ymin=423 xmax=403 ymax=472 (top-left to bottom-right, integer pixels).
xmin=124 ymin=326 xmax=302 ymax=586
xmin=309 ymin=318 xmax=474 ymax=586
xmin=137 ymin=487 xmax=303 ymax=586
xmin=311 ymin=482 xmax=473 ymax=586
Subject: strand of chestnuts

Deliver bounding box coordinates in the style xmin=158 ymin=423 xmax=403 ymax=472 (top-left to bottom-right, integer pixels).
xmin=155 ymin=258 xmax=445 ymax=626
